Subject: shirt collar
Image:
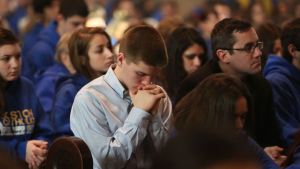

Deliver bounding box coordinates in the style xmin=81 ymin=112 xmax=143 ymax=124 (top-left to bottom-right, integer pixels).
xmin=104 ymin=65 xmax=128 ymax=99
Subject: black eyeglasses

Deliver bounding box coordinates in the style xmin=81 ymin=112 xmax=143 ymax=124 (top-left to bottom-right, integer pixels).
xmin=222 ymin=41 xmax=263 ymax=54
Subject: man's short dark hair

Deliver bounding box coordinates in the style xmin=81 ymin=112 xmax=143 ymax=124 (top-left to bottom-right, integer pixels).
xmin=119 ymin=25 xmax=168 ymax=67
xmin=281 ymin=18 xmax=300 ymax=63
xmin=32 ymin=0 xmax=55 ymax=14
xmin=59 ymin=0 xmax=88 ymax=19
xmin=211 ymin=18 xmax=252 ymax=60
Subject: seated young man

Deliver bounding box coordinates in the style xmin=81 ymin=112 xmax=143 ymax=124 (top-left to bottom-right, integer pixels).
xmin=70 ymin=25 xmax=173 ymax=169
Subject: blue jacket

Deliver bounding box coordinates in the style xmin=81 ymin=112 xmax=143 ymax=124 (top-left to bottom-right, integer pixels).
xmin=0 ymin=77 xmax=53 ymax=161
xmin=6 ymin=7 xmax=27 ymax=35
xmin=26 ymin=21 xmax=60 ymax=81
xmin=21 ymin=22 xmax=44 ymax=79
xmin=263 ymin=55 xmax=300 ymax=146
xmin=52 ymin=74 xmax=89 ymax=137
xmin=34 ymin=63 xmax=71 ymax=115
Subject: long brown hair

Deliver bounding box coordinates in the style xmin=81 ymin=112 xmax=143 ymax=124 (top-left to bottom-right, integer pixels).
xmin=175 ymin=73 xmax=252 ymax=134
xmin=162 ymin=26 xmax=208 ymax=100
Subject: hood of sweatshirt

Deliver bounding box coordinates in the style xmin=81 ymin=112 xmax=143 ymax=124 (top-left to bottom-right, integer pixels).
xmin=263 ymin=55 xmax=300 ymax=83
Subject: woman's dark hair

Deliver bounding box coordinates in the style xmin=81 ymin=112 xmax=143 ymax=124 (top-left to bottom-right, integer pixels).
xmin=175 ymin=73 xmax=252 ymax=134
xmin=69 ymin=27 xmax=112 ymax=80
xmin=151 ymin=131 xmax=259 ymax=169
xmin=161 ymin=26 xmax=208 ymax=100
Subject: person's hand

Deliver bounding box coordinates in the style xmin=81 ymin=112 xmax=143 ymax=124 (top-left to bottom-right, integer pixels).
xmin=264 ymin=146 xmax=287 ymax=167
xmin=130 ymin=84 xmax=165 ymax=113
xmin=26 ymin=140 xmax=48 ymax=169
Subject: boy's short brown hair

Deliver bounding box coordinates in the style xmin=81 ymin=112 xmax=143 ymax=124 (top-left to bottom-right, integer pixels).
xmin=119 ymin=25 xmax=168 ymax=67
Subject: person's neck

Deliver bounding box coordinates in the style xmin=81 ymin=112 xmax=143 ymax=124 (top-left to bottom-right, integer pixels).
xmin=218 ymin=61 xmax=245 ymax=79
xmin=114 ymin=65 xmax=128 ymax=90
xmin=114 ymin=65 xmax=123 ymax=82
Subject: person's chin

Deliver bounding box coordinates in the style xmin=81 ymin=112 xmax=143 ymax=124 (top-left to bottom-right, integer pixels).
xmin=7 ymin=76 xmax=18 ymax=81
xmin=253 ymin=67 xmax=261 ymax=74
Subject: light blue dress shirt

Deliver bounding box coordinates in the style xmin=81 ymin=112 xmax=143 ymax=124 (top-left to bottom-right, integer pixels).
xmin=70 ymin=67 xmax=173 ymax=169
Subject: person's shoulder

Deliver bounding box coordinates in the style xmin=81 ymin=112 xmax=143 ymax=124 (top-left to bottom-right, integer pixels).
xmin=71 ymin=77 xmax=109 ymax=109
xmin=19 ymin=76 xmax=34 ymax=88
xmin=8 ymin=77 xmax=34 ymax=92
xmin=77 ymin=76 xmax=107 ymax=95
xmin=265 ymin=72 xmax=289 ymax=85
xmin=10 ymin=77 xmax=37 ymax=98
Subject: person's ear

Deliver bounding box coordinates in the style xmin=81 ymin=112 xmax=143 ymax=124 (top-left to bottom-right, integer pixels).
xmin=216 ymin=49 xmax=231 ymax=63
xmin=288 ymin=44 xmax=297 ymax=58
xmin=116 ymin=53 xmax=125 ymax=66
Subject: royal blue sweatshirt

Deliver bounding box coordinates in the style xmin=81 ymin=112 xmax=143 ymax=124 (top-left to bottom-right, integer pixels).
xmin=25 ymin=21 xmax=60 ymax=80
xmin=34 ymin=63 xmax=71 ymax=115
xmin=52 ymin=73 xmax=89 ymax=137
xmin=264 ymin=55 xmax=300 ymax=146
xmin=0 ymin=77 xmax=53 ymax=161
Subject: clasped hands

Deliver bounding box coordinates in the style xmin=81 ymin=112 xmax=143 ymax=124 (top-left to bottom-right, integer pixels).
xmin=26 ymin=140 xmax=48 ymax=169
xmin=130 ymin=84 xmax=165 ymax=114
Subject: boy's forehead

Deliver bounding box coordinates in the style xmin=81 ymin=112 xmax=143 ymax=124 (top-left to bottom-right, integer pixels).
xmin=126 ymin=59 xmax=161 ymax=72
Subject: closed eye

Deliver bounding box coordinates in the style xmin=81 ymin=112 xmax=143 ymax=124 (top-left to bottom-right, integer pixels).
xmin=136 ymin=71 xmax=146 ymax=76
xmin=0 ymin=56 xmax=10 ymax=62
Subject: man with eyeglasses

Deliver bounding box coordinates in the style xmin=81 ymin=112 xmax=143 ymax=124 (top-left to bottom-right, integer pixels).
xmin=175 ymin=18 xmax=285 ymax=165
xmin=263 ymin=18 xmax=300 ymax=154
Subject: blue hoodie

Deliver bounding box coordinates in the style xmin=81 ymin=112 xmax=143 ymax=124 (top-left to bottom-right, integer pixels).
xmin=21 ymin=22 xmax=44 ymax=78
xmin=0 ymin=77 xmax=53 ymax=161
xmin=263 ymin=55 xmax=300 ymax=146
xmin=25 ymin=21 xmax=60 ymax=81
xmin=51 ymin=73 xmax=89 ymax=137
xmin=6 ymin=6 xmax=27 ymax=35
xmin=34 ymin=63 xmax=71 ymax=116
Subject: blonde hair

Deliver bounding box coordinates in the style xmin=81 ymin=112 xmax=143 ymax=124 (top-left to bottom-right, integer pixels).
xmin=55 ymin=32 xmax=72 ymax=63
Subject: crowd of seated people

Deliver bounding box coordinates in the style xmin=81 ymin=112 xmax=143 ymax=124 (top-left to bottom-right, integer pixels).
xmin=1 ymin=0 xmax=300 ymax=169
